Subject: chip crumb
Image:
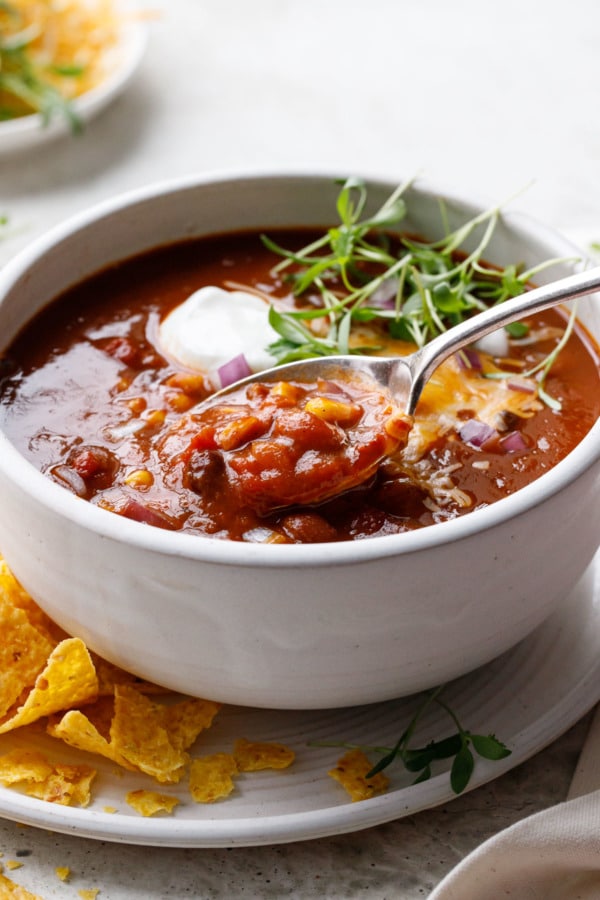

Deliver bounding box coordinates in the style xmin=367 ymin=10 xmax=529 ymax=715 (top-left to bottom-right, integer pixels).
xmin=78 ymin=891 xmax=100 ymax=900
xmin=5 ymin=860 xmax=22 ymax=870
xmin=126 ymin=789 xmax=180 ymax=817
xmin=102 ymin=805 xmax=117 ymax=814
xmin=189 ymin=753 xmax=238 ymax=803
xmin=233 ymin=738 xmax=295 ymax=771
xmin=328 ymin=748 xmax=389 ymax=801
xmin=55 ymin=866 xmax=71 ymax=882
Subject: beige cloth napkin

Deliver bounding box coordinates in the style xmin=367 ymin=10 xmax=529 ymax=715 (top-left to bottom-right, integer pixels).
xmin=429 ymin=706 xmax=600 ymax=900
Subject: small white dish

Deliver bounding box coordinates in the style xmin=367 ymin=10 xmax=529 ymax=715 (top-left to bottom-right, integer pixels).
xmin=0 ymin=15 xmax=146 ymax=155
xmin=0 ymin=553 xmax=597 ymax=848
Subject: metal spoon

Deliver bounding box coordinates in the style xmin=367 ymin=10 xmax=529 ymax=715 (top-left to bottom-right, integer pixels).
xmin=210 ymin=265 xmax=600 ymax=415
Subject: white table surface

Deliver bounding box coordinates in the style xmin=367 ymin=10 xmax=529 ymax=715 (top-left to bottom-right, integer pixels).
xmin=0 ymin=1 xmax=599 ymax=896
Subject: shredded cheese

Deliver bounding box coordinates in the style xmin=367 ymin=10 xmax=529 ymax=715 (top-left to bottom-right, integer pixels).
xmin=0 ymin=1 xmax=123 ymax=117
xmin=384 ymin=353 xmax=543 ymax=511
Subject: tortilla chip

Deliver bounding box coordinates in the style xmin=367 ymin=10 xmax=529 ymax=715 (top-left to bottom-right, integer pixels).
xmin=0 ymin=638 xmax=99 ymax=733
xmin=47 ymin=708 xmax=135 ymax=771
xmin=162 ymin=698 xmax=221 ymax=752
xmin=233 ymin=738 xmax=295 ymax=771
xmin=0 ymin=749 xmax=96 ymax=807
xmin=0 ymin=750 xmax=54 ymax=785
xmin=0 ymin=595 xmax=54 ymax=720
xmin=55 ymin=867 xmax=71 ymax=882
xmin=126 ymin=789 xmax=179 ymax=817
xmin=189 ymin=753 xmax=238 ymax=803
xmin=0 ymin=867 xmax=45 ymax=899
xmin=328 ymin=748 xmax=389 ymax=802
xmin=24 ymin=762 xmax=96 ymax=807
xmin=49 ymin=691 xmax=221 ymax=783
xmin=109 ymin=685 xmax=188 ymax=783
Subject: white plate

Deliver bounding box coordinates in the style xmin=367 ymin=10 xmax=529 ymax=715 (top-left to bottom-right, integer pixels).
xmin=0 ymin=553 xmax=598 ymax=848
xmin=0 ymin=14 xmax=146 ymax=155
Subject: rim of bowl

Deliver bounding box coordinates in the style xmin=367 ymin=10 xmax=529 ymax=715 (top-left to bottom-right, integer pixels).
xmin=0 ymin=168 xmax=598 ymax=569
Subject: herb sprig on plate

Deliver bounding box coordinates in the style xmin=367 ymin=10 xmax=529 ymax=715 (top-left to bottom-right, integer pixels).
xmin=315 ymin=686 xmax=511 ymax=795
xmin=263 ymin=177 xmax=575 ymax=408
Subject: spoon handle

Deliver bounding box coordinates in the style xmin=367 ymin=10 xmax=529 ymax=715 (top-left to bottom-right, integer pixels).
xmin=405 ymin=265 xmax=600 ymax=414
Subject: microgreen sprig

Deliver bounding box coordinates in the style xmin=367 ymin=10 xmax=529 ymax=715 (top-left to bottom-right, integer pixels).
xmin=263 ymin=177 xmax=534 ymax=358
xmin=314 ymin=686 xmax=511 ymax=795
xmin=263 ymin=178 xmax=575 ymax=408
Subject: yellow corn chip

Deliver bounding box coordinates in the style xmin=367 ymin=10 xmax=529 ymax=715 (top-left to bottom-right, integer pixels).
xmin=0 ymin=638 xmax=99 ymax=733
xmin=328 ymin=748 xmax=389 ymax=802
xmin=0 ymin=559 xmax=65 ymax=642
xmin=189 ymin=753 xmax=238 ymax=803
xmin=0 ymin=594 xmax=54 ymax=720
xmin=109 ymin=685 xmax=188 ymax=783
xmin=0 ymin=749 xmax=96 ymax=807
xmin=49 ymin=691 xmax=221 ymax=782
xmin=24 ymin=762 xmax=96 ymax=807
xmin=0 ymin=868 xmax=45 ymax=899
xmin=78 ymin=891 xmax=99 ymax=900
xmin=126 ymin=789 xmax=179 ymax=817
xmin=5 ymin=861 xmax=22 ymax=870
xmin=233 ymin=738 xmax=295 ymax=771
xmin=0 ymin=750 xmax=54 ymax=784
xmin=162 ymin=698 xmax=221 ymax=752
xmin=55 ymin=867 xmax=71 ymax=882
xmin=47 ymin=708 xmax=135 ymax=771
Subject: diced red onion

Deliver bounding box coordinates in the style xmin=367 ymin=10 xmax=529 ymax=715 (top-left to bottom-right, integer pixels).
xmin=507 ymin=379 xmax=536 ymax=394
xmin=459 ymin=418 xmax=497 ymax=448
xmin=368 ymin=277 xmax=399 ymax=309
xmin=50 ymin=464 xmax=88 ymax=498
xmin=457 ymin=348 xmax=482 ymax=371
xmin=218 ymin=353 xmax=252 ymax=388
xmin=120 ymin=498 xmax=174 ymax=529
xmin=499 ymin=431 xmax=529 ymax=453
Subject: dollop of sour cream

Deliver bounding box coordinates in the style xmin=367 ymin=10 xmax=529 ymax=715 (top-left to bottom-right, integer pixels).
xmin=158 ymin=286 xmax=279 ymax=374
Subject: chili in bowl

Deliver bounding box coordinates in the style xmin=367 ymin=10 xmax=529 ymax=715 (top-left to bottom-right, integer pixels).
xmin=0 ymin=172 xmax=598 ymax=709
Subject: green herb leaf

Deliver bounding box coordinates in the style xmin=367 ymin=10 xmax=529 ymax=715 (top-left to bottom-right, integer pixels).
xmin=469 ymin=733 xmax=512 ymax=761
xmin=504 ymin=321 xmax=529 ymax=338
xmin=450 ymin=743 xmax=475 ymax=794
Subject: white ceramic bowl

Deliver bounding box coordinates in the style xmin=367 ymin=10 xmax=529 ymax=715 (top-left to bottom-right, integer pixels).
xmin=0 ymin=172 xmax=599 ymax=709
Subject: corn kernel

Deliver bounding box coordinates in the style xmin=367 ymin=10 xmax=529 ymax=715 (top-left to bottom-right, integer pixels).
xmin=304 ymin=397 xmax=362 ymax=426
xmin=127 ymin=397 xmax=147 ymax=414
xmin=384 ymin=413 xmax=413 ymax=442
xmin=124 ymin=469 xmax=154 ymax=489
xmin=165 ymin=390 xmax=195 ymax=413
xmin=143 ymin=409 xmax=166 ymax=428
xmin=264 ymin=531 xmax=289 ymax=543
xmin=165 ymin=372 xmax=207 ymax=395
xmin=270 ymin=381 xmax=303 ymax=404
xmin=217 ymin=416 xmax=267 ymax=451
